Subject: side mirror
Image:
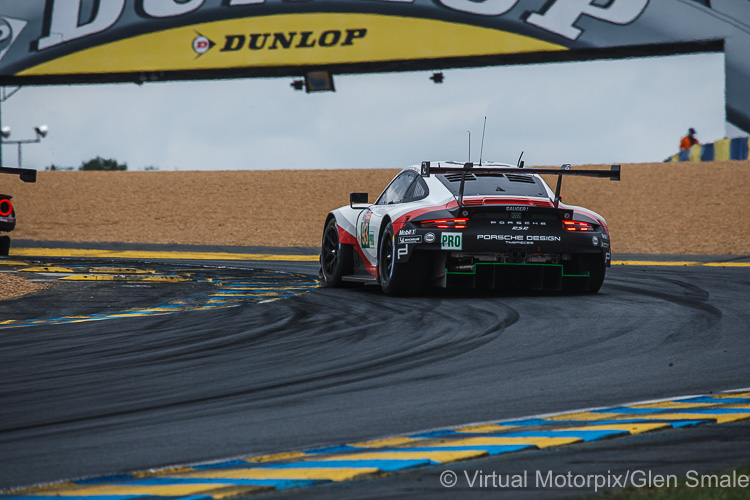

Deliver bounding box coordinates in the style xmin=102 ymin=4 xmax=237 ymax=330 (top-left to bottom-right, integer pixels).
xmin=350 ymin=192 xmax=369 ymax=209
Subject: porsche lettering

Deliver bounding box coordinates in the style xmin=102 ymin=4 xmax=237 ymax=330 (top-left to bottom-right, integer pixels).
xmin=477 ymin=234 xmax=524 ymax=241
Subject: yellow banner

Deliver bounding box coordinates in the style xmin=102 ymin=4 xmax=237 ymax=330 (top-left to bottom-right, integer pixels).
xmin=20 ymin=13 xmax=565 ymax=76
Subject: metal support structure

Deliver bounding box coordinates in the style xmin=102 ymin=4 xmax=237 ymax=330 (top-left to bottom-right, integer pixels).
xmin=2 ymin=137 xmax=43 ymax=168
xmin=0 ymin=86 xmax=23 ymax=167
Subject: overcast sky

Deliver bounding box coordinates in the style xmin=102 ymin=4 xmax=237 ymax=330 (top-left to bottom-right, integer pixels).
xmin=0 ymin=51 xmax=731 ymax=172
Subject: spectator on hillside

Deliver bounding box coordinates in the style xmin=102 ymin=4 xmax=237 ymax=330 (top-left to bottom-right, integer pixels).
xmin=680 ymin=128 xmax=699 ymax=151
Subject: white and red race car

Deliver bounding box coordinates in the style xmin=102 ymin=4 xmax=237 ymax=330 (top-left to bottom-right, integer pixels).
xmin=320 ymin=160 xmax=620 ymax=295
xmin=1 ymin=166 xmax=36 ymax=256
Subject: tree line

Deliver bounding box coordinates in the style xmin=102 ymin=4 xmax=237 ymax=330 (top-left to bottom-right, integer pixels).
xmin=45 ymin=157 xmax=159 ymax=171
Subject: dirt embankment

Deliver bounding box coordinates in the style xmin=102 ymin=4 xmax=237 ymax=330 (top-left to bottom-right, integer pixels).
xmin=4 ymin=161 xmax=750 ymax=254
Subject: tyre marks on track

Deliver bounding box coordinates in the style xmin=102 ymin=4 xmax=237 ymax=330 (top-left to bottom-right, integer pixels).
xmin=4 ymin=390 xmax=748 ymax=499
xmin=0 ymin=258 xmax=320 ymax=329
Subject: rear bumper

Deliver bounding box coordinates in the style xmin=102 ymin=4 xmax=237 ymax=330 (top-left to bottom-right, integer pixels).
xmin=395 ymin=224 xmax=610 ymax=291
xmin=395 ymin=226 xmax=611 ymax=265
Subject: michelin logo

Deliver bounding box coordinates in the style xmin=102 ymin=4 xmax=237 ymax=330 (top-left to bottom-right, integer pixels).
xmin=398 ymin=235 xmax=422 ymax=244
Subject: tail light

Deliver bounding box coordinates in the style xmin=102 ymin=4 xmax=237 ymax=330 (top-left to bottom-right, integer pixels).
xmin=0 ymin=199 xmax=12 ymax=217
xmin=563 ymin=220 xmax=594 ymax=232
xmin=420 ymin=218 xmax=469 ymax=229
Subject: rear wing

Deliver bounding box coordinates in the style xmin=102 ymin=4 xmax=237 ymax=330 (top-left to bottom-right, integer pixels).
xmin=419 ymin=161 xmax=620 ymax=208
xmin=0 ymin=166 xmax=37 ymax=183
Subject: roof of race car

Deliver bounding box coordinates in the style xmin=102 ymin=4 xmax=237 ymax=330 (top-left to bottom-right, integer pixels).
xmin=400 ymin=160 xmax=555 ymax=200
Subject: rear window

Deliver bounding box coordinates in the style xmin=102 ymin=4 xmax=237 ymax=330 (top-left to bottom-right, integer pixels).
xmin=437 ymin=172 xmax=549 ymax=198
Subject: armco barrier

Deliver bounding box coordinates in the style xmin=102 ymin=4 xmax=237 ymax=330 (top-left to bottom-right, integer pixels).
xmin=668 ymin=136 xmax=749 ymax=162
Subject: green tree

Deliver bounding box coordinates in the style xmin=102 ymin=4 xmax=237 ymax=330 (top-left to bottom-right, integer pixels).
xmin=79 ymin=156 xmax=127 ymax=171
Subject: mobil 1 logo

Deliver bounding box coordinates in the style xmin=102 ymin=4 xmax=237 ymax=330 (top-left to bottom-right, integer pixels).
xmin=441 ymin=232 xmax=462 ymax=251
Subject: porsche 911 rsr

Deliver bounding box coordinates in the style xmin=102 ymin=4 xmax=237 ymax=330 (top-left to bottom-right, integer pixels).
xmin=320 ymin=160 xmax=620 ymax=295
xmin=0 ymin=167 xmax=37 ymax=256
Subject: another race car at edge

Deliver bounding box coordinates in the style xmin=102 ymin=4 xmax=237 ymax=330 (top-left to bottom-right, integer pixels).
xmin=0 ymin=166 xmax=37 ymax=256
xmin=320 ymin=160 xmax=620 ymax=295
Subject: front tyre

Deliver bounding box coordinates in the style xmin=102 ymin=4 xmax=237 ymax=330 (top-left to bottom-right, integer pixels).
xmin=320 ymin=219 xmax=352 ymax=287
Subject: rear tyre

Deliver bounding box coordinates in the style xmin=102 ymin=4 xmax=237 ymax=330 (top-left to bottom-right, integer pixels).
xmin=583 ymin=254 xmax=606 ymax=293
xmin=320 ymin=219 xmax=352 ymax=287
xmin=0 ymin=235 xmax=10 ymax=257
xmin=378 ymin=222 xmax=431 ymax=296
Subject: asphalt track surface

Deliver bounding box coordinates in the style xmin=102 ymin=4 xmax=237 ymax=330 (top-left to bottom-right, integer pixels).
xmin=1 ymin=244 xmax=749 ymax=498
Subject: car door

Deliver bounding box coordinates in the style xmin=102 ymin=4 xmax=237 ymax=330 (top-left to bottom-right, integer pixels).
xmin=357 ymin=171 xmax=417 ymax=266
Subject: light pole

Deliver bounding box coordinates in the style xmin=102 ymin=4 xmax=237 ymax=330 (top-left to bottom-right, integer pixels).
xmin=0 ymin=125 xmax=48 ymax=168
xmin=0 ymin=86 xmax=23 ymax=167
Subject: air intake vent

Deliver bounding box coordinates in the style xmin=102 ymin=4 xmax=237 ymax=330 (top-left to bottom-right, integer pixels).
xmin=505 ymin=173 xmax=535 ymax=184
xmin=444 ymin=173 xmax=478 ymax=183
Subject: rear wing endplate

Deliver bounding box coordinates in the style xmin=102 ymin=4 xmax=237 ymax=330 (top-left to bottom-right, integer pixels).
xmin=0 ymin=166 xmax=37 ymax=183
